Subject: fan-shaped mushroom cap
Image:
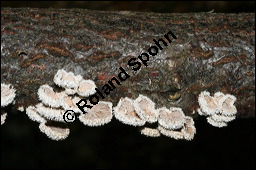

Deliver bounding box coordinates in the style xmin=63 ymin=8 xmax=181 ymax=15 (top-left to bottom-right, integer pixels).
xmin=53 ymin=69 xmax=82 ymax=89
xmin=206 ymin=116 xmax=228 ymax=128
xmin=158 ymin=107 xmax=186 ymax=130
xmin=39 ymin=123 xmax=70 ymax=141
xmin=158 ymin=125 xmax=184 ymax=140
xmin=79 ymin=101 xmax=113 ymax=126
xmin=36 ymin=103 xmax=65 ymax=122
xmin=114 ymin=97 xmax=145 ymax=126
xmin=219 ymin=94 xmax=237 ymax=116
xmin=198 ymin=91 xmax=218 ymax=115
xmin=38 ymin=84 xmax=66 ymax=108
xmin=181 ymin=116 xmax=196 ymax=141
xmin=26 ymin=106 xmax=47 ymax=123
xmin=134 ymin=94 xmax=158 ymax=123
xmin=77 ymin=80 xmax=97 ymax=97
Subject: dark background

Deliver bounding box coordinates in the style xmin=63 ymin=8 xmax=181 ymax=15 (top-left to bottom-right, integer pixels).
xmin=1 ymin=1 xmax=255 ymax=169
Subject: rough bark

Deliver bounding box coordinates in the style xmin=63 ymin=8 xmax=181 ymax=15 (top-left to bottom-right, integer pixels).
xmin=1 ymin=8 xmax=255 ymax=118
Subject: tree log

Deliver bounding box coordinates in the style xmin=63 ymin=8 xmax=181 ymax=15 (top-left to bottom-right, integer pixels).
xmin=1 ymin=8 xmax=255 ymax=118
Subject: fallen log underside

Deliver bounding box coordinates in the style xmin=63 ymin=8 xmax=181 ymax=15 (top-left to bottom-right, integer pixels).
xmin=1 ymin=8 xmax=255 ymax=118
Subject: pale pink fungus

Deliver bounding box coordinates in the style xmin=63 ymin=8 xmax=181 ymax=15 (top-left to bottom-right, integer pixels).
xmin=114 ymin=97 xmax=145 ymax=126
xmin=134 ymin=94 xmax=158 ymax=123
xmin=158 ymin=107 xmax=186 ymax=130
xmin=39 ymin=123 xmax=70 ymax=141
xmin=79 ymin=101 xmax=113 ymax=126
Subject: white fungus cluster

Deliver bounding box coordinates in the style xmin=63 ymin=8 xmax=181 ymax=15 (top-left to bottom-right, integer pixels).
xmin=198 ymin=91 xmax=237 ymax=128
xmin=26 ymin=69 xmax=113 ymax=141
xmin=1 ymin=83 xmax=16 ymax=125
xmin=78 ymin=101 xmax=113 ymax=127
xmin=54 ymin=69 xmax=96 ymax=96
xmin=21 ymin=70 xmax=236 ymax=141
xmin=114 ymin=94 xmax=196 ymax=140
xmin=157 ymin=107 xmax=196 ymax=140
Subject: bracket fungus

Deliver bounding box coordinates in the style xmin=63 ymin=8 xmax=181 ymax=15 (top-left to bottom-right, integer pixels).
xmin=1 ymin=83 xmax=16 ymax=107
xmin=219 ymin=94 xmax=237 ymax=116
xmin=25 ymin=68 xmax=102 ymax=140
xmin=198 ymin=91 xmax=218 ymax=115
xmin=181 ymin=116 xmax=196 ymax=141
xmin=77 ymin=80 xmax=97 ymax=97
xmin=114 ymin=97 xmax=146 ymax=126
xmin=26 ymin=102 xmax=70 ymax=140
xmin=53 ymin=69 xmax=83 ymax=90
xmin=1 ymin=83 xmax=16 ymax=125
xmin=140 ymin=127 xmax=161 ymax=137
xmin=198 ymin=91 xmax=237 ymax=128
xmin=53 ymin=69 xmax=96 ymax=98
xmin=157 ymin=116 xmax=196 ymax=140
xmin=206 ymin=116 xmax=228 ymax=128
xmin=134 ymin=94 xmax=158 ymax=123
xmin=36 ymin=103 xmax=66 ymax=122
xmin=26 ymin=104 xmax=69 ymax=141
xmin=19 ymin=69 xmax=241 ymax=141
xmin=157 ymin=107 xmax=196 ymax=140
xmin=158 ymin=107 xmax=186 ymax=130
xmin=38 ymin=84 xmax=67 ymax=108
xmin=26 ymin=106 xmax=47 ymax=123
xmin=39 ymin=122 xmax=70 ymax=141
xmin=113 ymin=95 xmax=196 ymax=140
xmin=79 ymin=101 xmax=113 ymax=126
xmin=158 ymin=125 xmax=184 ymax=140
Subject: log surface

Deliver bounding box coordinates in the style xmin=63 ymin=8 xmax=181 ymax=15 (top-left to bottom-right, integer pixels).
xmin=1 ymin=8 xmax=255 ymax=117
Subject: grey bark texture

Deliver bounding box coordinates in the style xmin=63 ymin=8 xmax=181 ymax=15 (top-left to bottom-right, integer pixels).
xmin=1 ymin=8 xmax=255 ymax=117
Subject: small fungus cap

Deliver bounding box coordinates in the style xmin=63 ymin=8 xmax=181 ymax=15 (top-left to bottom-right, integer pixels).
xmin=198 ymin=91 xmax=218 ymax=115
xmin=1 ymin=112 xmax=7 ymax=125
xmin=114 ymin=97 xmax=145 ymax=126
xmin=140 ymin=127 xmax=161 ymax=137
xmin=181 ymin=116 xmax=196 ymax=141
xmin=39 ymin=123 xmax=70 ymax=141
xmin=158 ymin=107 xmax=186 ymax=130
xmin=36 ymin=103 xmax=65 ymax=122
xmin=206 ymin=116 xmax=227 ymax=128
xmin=38 ymin=84 xmax=66 ymax=108
xmin=1 ymin=83 xmax=16 ymax=107
xmin=77 ymin=80 xmax=97 ymax=97
xmin=219 ymin=94 xmax=237 ymax=116
xmin=26 ymin=106 xmax=47 ymax=123
xmin=158 ymin=125 xmax=184 ymax=140
xmin=54 ymin=69 xmax=82 ymax=89
xmin=134 ymin=94 xmax=158 ymax=123
xmin=79 ymin=101 xmax=113 ymax=127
